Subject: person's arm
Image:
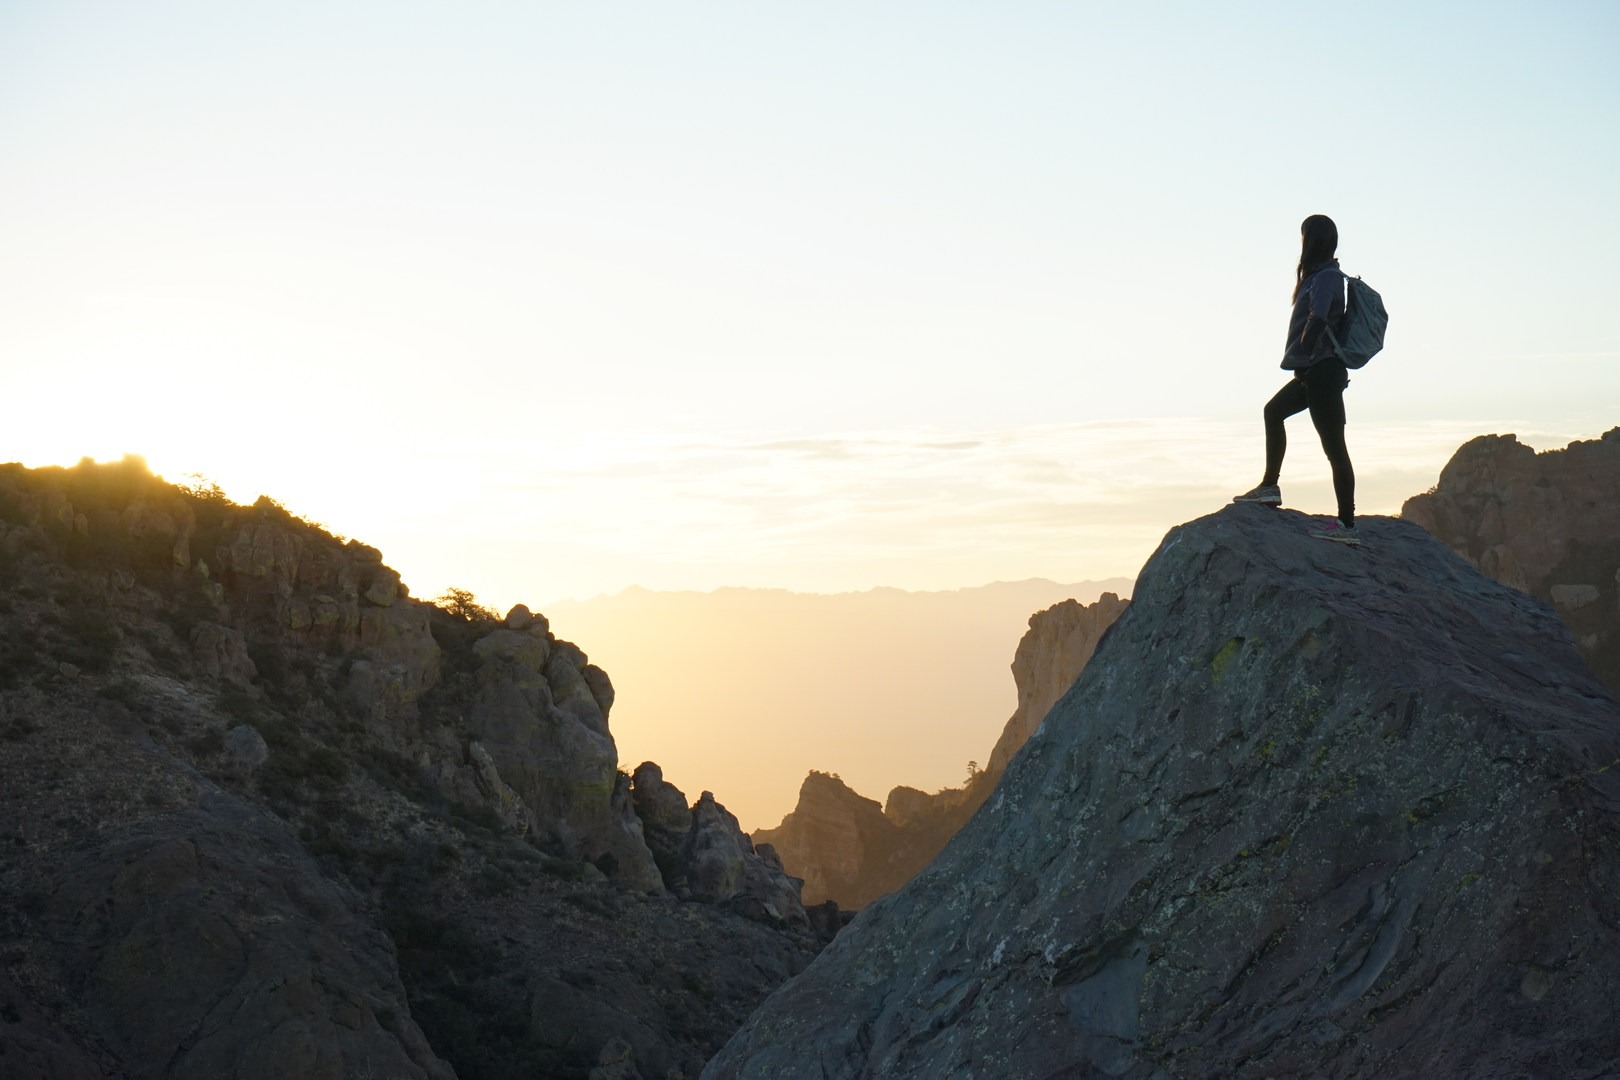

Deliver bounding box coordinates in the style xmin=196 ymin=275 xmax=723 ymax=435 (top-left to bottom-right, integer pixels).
xmin=1298 ymin=271 xmax=1344 ymax=354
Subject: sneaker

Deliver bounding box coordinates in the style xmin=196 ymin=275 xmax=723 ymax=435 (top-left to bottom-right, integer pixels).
xmin=1309 ymin=518 xmax=1361 ymax=546
xmin=1232 ymin=484 xmax=1281 ymax=506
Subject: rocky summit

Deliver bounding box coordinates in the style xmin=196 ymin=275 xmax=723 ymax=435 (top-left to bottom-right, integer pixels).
xmin=705 ymin=506 xmax=1620 ymax=1079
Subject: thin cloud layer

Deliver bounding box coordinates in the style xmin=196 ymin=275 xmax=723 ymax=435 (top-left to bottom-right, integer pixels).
xmin=460 ymin=417 xmax=1587 ymax=604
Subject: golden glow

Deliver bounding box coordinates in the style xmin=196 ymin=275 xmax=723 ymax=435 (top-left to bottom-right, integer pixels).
xmin=5 ymin=2 xmax=1617 ymax=829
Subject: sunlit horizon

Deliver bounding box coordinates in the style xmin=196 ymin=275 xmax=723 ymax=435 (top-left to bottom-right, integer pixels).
xmin=8 ymin=415 xmax=1613 ymax=830
xmin=4 ymin=1 xmax=1616 ymax=828
xmin=5 ymin=414 xmax=1609 ymax=610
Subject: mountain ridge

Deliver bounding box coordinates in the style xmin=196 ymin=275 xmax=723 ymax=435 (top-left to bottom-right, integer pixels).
xmin=0 ymin=457 xmax=827 ymax=1079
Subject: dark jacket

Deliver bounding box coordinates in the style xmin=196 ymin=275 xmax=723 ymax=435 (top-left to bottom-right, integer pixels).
xmin=1281 ymin=259 xmax=1346 ymax=370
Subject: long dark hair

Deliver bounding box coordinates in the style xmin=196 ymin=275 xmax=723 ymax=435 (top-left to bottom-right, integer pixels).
xmin=1293 ymin=214 xmax=1338 ymax=302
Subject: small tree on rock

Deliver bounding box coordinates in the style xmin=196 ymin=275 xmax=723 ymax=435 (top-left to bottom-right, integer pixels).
xmin=436 ymin=587 xmax=498 ymax=624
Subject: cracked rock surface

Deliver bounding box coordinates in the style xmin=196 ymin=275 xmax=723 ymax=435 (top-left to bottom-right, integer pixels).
xmin=705 ymin=506 xmax=1620 ymax=1079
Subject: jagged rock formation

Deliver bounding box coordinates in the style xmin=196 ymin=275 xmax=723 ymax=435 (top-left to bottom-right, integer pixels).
xmin=986 ymin=591 xmax=1130 ymax=777
xmin=0 ymin=458 xmax=823 ymax=1080
xmin=706 ymin=506 xmax=1620 ymax=1079
xmin=754 ymin=772 xmax=911 ymax=910
xmin=1403 ymin=428 xmax=1620 ymax=692
xmin=630 ymin=763 xmax=810 ymax=928
xmin=757 ymin=593 xmax=1129 ymax=909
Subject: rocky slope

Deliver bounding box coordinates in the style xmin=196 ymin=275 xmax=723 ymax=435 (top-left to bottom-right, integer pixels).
xmin=756 ymin=593 xmax=1128 ymax=909
xmin=0 ymin=458 xmax=825 ymax=1080
xmin=706 ymin=506 xmax=1620 ymax=1079
xmin=1403 ymin=428 xmax=1620 ymax=692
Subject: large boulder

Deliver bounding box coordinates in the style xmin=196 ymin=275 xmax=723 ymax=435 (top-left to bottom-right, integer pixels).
xmin=683 ymin=792 xmax=751 ymax=904
xmin=630 ymin=761 xmax=693 ymax=887
xmin=706 ymin=507 xmax=1620 ymax=1079
xmin=54 ymin=807 xmax=453 ymax=1080
xmin=466 ymin=636 xmax=662 ymax=892
xmin=188 ymin=621 xmax=258 ymax=684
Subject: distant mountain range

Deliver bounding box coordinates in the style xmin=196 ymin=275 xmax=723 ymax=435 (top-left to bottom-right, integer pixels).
xmin=544 ymin=578 xmax=1132 ymax=831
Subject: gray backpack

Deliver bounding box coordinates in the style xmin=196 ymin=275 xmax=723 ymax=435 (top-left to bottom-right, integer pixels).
xmin=1326 ymin=275 xmax=1388 ymax=369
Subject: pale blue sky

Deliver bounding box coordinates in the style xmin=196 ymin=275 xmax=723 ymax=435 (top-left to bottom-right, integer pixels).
xmin=2 ymin=1 xmax=1616 ymax=602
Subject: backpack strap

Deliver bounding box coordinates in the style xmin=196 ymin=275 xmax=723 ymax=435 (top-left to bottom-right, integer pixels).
xmin=1323 ymin=272 xmax=1354 ymax=364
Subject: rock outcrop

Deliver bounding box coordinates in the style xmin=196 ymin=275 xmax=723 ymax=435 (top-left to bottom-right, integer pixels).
xmin=1403 ymin=428 xmax=1620 ymax=692
xmin=706 ymin=506 xmax=1620 ymax=1079
xmin=754 ymin=772 xmax=904 ymax=909
xmin=0 ymin=458 xmax=824 ymax=1080
xmin=986 ymin=591 xmax=1130 ymax=777
xmin=758 ymin=593 xmax=1129 ymax=909
xmin=458 ymin=622 xmax=663 ymax=889
xmin=629 ymin=764 xmax=810 ymax=928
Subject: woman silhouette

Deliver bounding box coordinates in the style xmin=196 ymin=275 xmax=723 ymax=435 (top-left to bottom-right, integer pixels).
xmin=1233 ymin=214 xmax=1358 ymax=545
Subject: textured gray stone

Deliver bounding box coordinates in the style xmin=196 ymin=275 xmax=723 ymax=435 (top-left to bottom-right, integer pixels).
xmin=222 ymin=723 xmax=269 ymax=772
xmin=189 ymin=621 xmax=257 ymax=684
xmin=705 ymin=507 xmax=1620 ymax=1080
xmin=38 ymin=799 xmax=455 ymax=1080
xmin=467 ymin=647 xmax=662 ymax=889
xmin=471 ymin=627 xmax=550 ymax=670
xmin=684 ymin=792 xmax=750 ymax=904
xmin=630 ymin=762 xmax=691 ymax=834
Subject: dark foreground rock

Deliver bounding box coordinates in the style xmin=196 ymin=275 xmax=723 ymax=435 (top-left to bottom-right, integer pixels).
xmin=705 ymin=507 xmax=1620 ymax=1079
xmin=0 ymin=458 xmax=822 ymax=1080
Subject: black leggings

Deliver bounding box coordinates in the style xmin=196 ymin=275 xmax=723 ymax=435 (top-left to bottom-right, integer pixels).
xmin=1261 ymin=359 xmax=1355 ymax=526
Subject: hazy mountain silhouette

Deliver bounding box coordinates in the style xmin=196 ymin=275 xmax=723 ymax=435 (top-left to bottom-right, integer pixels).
xmin=757 ymin=593 xmax=1128 ymax=909
xmin=545 ymin=578 xmax=1131 ymax=831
